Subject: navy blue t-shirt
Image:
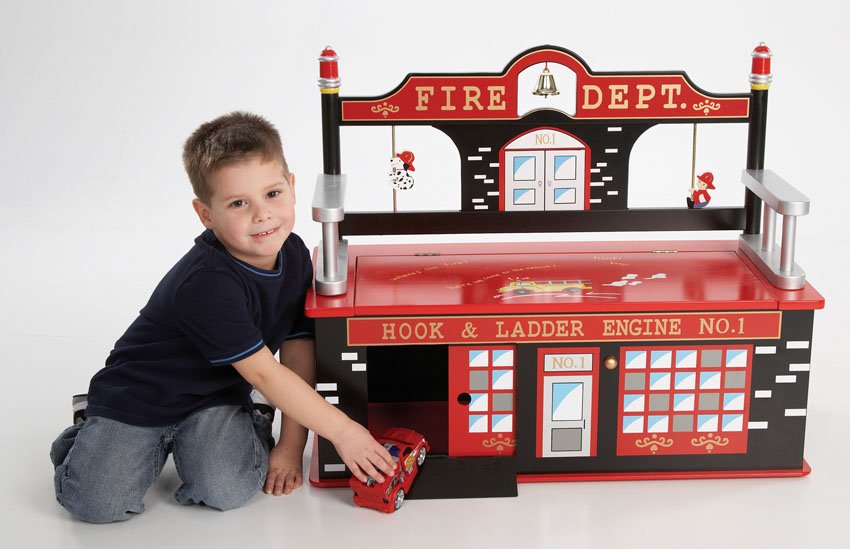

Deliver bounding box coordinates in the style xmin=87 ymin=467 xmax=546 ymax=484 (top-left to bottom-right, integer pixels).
xmin=86 ymin=229 xmax=315 ymax=426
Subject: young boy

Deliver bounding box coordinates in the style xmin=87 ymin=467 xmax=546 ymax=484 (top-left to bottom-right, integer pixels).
xmin=50 ymin=112 xmax=395 ymax=523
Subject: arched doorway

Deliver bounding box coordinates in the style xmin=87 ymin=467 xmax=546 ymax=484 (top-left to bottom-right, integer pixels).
xmin=500 ymin=127 xmax=590 ymax=211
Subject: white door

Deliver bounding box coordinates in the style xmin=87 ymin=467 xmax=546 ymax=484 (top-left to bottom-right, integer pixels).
xmin=544 ymin=150 xmax=585 ymax=210
xmin=505 ymin=151 xmax=544 ymax=211
xmin=541 ymin=374 xmax=593 ymax=457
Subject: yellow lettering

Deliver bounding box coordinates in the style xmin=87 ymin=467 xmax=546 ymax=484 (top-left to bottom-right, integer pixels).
xmin=415 ymin=86 xmax=435 ymax=111
xmin=571 ymin=320 xmax=584 ymax=337
xmin=463 ymin=86 xmax=484 ymax=110
xmin=669 ymin=318 xmax=682 ymax=335
xmin=495 ymin=321 xmax=508 ymax=338
xmin=636 ymin=84 xmax=655 ymax=109
xmin=487 ymin=86 xmax=506 ymax=110
xmin=381 ymin=323 xmax=396 ymax=341
xmin=661 ymin=84 xmax=681 ymax=109
xmin=429 ymin=322 xmax=444 ymax=339
xmin=440 ymin=86 xmax=456 ymax=111
xmin=582 ymin=85 xmax=603 ymax=109
xmin=609 ymin=84 xmax=629 ymax=109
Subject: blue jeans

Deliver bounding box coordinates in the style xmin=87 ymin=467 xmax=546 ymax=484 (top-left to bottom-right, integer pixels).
xmin=50 ymin=405 xmax=273 ymax=523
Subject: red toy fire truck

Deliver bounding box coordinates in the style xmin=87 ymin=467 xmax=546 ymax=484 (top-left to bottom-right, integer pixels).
xmin=349 ymin=428 xmax=429 ymax=513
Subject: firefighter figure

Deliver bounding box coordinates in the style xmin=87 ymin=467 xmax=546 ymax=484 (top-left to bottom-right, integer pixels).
xmin=687 ymin=171 xmax=715 ymax=209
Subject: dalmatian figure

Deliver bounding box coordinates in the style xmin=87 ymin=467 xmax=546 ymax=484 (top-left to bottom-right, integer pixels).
xmin=389 ymin=150 xmax=415 ymax=190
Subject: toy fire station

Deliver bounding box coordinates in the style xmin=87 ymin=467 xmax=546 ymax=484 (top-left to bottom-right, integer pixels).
xmin=307 ymin=45 xmax=823 ymax=497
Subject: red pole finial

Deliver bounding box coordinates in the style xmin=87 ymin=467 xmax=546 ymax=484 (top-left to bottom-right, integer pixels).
xmin=750 ymin=42 xmax=772 ymax=90
xmin=318 ymin=46 xmax=340 ymax=92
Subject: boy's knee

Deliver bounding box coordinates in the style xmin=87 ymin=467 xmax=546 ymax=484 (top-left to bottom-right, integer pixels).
xmin=175 ymin=468 xmax=264 ymax=511
xmin=55 ymin=464 xmax=143 ymax=523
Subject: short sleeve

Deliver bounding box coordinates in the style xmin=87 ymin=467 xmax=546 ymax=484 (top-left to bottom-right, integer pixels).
xmin=174 ymin=270 xmax=265 ymax=365
xmin=285 ymin=243 xmax=316 ymax=340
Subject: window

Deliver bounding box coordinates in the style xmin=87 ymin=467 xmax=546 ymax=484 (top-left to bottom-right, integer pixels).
xmin=617 ymin=345 xmax=752 ymax=456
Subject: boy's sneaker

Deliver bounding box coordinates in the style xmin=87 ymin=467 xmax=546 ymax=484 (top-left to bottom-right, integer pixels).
xmin=72 ymin=394 xmax=87 ymax=425
xmin=250 ymin=389 xmax=274 ymax=421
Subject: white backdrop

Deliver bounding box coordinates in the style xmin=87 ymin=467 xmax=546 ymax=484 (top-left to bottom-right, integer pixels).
xmin=2 ymin=1 xmax=849 ymax=546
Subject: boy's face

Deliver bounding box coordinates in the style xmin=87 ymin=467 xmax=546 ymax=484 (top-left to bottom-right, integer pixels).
xmin=193 ymin=155 xmax=295 ymax=271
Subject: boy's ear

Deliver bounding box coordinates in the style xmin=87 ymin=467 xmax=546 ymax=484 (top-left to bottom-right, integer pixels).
xmin=192 ymin=198 xmax=214 ymax=229
xmin=289 ymin=172 xmax=296 ymax=192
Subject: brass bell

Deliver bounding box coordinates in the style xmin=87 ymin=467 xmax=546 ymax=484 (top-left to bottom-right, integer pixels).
xmin=533 ymin=63 xmax=559 ymax=98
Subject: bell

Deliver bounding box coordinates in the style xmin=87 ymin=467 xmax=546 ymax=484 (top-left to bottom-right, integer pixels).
xmin=533 ymin=63 xmax=559 ymax=97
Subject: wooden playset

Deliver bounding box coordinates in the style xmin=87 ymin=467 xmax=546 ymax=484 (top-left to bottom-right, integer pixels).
xmin=308 ymin=45 xmax=823 ymax=497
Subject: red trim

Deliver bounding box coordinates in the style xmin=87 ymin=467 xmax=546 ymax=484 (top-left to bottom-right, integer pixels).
xmin=517 ymin=460 xmax=811 ymax=483
xmin=305 ymin=241 xmax=824 ymax=318
xmin=535 ymin=347 xmax=599 ymax=458
xmin=616 ymin=344 xmax=753 ymax=457
xmin=339 ymin=48 xmax=751 ymax=122
xmin=499 ymin=126 xmax=591 ymax=212
xmin=448 ymin=345 xmax=517 ymax=457
xmin=310 ymin=431 xmax=812 ymax=489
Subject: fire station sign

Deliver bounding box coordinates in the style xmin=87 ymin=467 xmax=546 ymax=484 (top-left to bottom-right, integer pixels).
xmin=347 ymin=312 xmax=782 ymax=346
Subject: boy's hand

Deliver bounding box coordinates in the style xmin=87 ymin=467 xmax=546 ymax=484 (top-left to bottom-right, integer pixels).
xmin=265 ymin=444 xmax=304 ymax=496
xmin=332 ymin=421 xmax=397 ymax=484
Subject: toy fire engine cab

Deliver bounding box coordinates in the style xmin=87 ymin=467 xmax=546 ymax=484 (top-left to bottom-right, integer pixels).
xmin=308 ymin=44 xmax=823 ymax=499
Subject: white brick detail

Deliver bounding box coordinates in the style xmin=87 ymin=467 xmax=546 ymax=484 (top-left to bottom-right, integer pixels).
xmin=316 ymin=383 xmax=338 ymax=391
xmin=602 ymin=176 xmax=613 ymax=181
xmin=341 ymin=352 xmax=358 ymax=361
xmin=748 ymin=421 xmax=769 ymax=430
xmin=324 ymin=464 xmax=346 ymax=472
xmin=590 ymin=199 xmax=602 ymax=204
xmin=605 ymin=148 xmax=619 ymax=154
xmin=474 ymin=205 xmax=489 ymax=210
xmin=352 ymin=363 xmax=367 ymax=372
xmin=591 ymin=182 xmax=605 ymax=187
xmin=468 ymin=156 xmax=483 ymax=161
xmin=596 ymin=162 xmax=608 ymax=167
xmin=607 ymin=126 xmax=623 ymax=132
xmin=484 ymin=178 xmax=494 ymax=184
xmin=478 ymin=147 xmax=492 ymax=152
xmin=325 ymin=396 xmax=339 ymax=404
xmin=789 ymin=363 xmax=810 ymax=372
xmin=776 ymin=375 xmax=797 ymax=384
xmin=490 ymin=162 xmax=500 ymax=167
xmin=487 ymin=191 xmax=500 ymax=196
xmin=472 ymin=198 xmax=484 ymax=203
xmin=590 ymin=168 xmax=601 ymax=173
xmin=785 ymin=409 xmax=807 ymax=417
xmin=607 ymin=191 xmax=619 ymax=196
xmin=755 ymin=346 xmax=776 ymax=354
xmin=787 ymin=341 xmax=810 ymax=349
xmin=474 ymin=174 xmax=486 ymax=179
xmin=754 ymin=390 xmax=773 ymax=398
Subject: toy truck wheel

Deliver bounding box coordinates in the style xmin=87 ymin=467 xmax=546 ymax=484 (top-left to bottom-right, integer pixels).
xmin=393 ymin=488 xmax=405 ymax=511
xmin=417 ymin=446 xmax=427 ymax=466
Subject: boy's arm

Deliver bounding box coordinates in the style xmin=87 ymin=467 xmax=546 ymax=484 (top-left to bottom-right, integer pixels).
xmin=264 ymin=338 xmax=313 ymax=495
xmin=233 ymin=346 xmax=396 ymax=483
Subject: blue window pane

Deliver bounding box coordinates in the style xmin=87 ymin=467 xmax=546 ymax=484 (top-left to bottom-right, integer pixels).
xmin=552 ymin=382 xmax=583 ymax=421
xmin=513 ymin=188 xmax=536 ymax=205
xmin=553 ymin=155 xmax=577 ymax=180
xmin=625 ymin=351 xmax=647 ymax=369
xmin=513 ymin=156 xmax=535 ymax=180
xmin=553 ymin=187 xmax=576 ymax=204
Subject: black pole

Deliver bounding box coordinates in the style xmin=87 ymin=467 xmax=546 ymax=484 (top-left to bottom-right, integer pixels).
xmin=321 ymin=92 xmax=341 ymax=175
xmin=745 ymin=89 xmax=768 ymax=234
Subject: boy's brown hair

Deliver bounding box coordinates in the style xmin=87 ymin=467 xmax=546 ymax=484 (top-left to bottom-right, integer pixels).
xmin=183 ymin=111 xmax=290 ymax=204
